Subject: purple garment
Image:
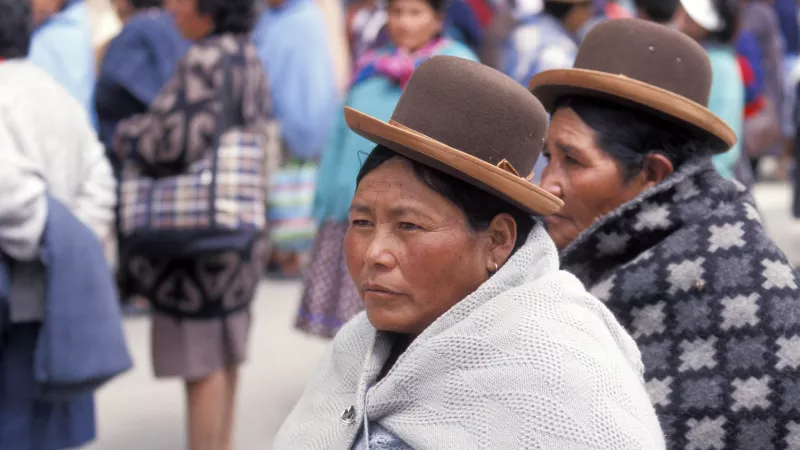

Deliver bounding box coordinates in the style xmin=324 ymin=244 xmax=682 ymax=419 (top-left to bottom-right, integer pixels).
xmin=742 ymin=2 xmax=785 ymax=107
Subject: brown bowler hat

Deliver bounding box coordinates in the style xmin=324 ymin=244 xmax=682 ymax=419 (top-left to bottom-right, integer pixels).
xmin=529 ymin=18 xmax=737 ymax=153
xmin=344 ymin=55 xmax=562 ymax=216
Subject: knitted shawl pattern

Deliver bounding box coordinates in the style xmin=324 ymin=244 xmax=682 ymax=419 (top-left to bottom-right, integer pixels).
xmin=560 ymin=158 xmax=800 ymax=450
xmin=274 ymin=225 xmax=665 ymax=449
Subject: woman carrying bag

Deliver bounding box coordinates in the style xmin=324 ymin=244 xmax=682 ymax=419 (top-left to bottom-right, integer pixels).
xmin=114 ymin=0 xmax=270 ymax=448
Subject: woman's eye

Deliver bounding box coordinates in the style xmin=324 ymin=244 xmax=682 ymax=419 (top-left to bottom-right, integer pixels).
xmin=351 ymin=219 xmax=372 ymax=228
xmin=398 ymin=222 xmax=421 ymax=231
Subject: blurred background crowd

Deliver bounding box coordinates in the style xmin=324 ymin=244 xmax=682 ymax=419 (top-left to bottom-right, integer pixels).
xmin=2 ymin=0 xmax=800 ymax=448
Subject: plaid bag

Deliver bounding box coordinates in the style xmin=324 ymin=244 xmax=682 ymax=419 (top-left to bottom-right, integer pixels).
xmin=118 ymin=56 xmax=266 ymax=258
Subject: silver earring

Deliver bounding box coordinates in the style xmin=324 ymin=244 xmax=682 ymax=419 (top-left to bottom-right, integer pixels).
xmin=492 ymin=262 xmax=499 ymax=273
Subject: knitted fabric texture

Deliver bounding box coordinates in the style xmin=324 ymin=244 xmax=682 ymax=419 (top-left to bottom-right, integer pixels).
xmin=274 ymin=224 xmax=665 ymax=449
xmin=560 ymin=157 xmax=800 ymax=450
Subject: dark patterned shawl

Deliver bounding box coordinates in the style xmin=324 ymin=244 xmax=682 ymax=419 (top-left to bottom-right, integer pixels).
xmin=114 ymin=34 xmax=271 ymax=318
xmin=116 ymin=33 xmax=270 ymax=176
xmin=560 ymin=157 xmax=800 ymax=449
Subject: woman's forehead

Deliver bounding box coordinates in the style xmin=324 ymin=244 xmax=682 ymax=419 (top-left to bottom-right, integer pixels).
xmin=353 ymin=158 xmax=456 ymax=215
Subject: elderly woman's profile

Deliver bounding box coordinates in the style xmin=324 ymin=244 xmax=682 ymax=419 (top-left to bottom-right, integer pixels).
xmin=531 ymin=19 xmax=800 ymax=450
xmin=273 ymin=56 xmax=665 ymax=449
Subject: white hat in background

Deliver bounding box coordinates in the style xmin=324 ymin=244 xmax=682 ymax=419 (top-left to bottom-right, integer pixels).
xmin=679 ymin=0 xmax=725 ymax=32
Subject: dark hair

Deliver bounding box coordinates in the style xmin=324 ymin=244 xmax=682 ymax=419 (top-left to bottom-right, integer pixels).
xmin=387 ymin=0 xmax=447 ymax=13
xmin=708 ymin=0 xmax=741 ymax=44
xmin=131 ymin=0 xmax=164 ymax=9
xmin=0 ymin=0 xmax=32 ymax=59
xmin=555 ymin=96 xmax=714 ymax=181
xmin=356 ymin=146 xmax=536 ymax=254
xmin=197 ymin=0 xmax=256 ymax=34
xmin=543 ymin=1 xmax=577 ymax=20
xmin=634 ymin=0 xmax=677 ymax=23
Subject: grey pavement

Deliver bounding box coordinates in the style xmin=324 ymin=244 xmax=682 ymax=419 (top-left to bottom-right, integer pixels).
xmin=86 ymin=179 xmax=800 ymax=450
xmin=86 ymin=281 xmax=327 ymax=450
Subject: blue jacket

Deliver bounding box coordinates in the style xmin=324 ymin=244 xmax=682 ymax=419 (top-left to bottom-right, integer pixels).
xmin=0 ymin=196 xmax=132 ymax=450
xmin=28 ymin=0 xmax=96 ymax=127
xmin=253 ymin=0 xmax=339 ymax=160
xmin=96 ymin=9 xmax=188 ymax=155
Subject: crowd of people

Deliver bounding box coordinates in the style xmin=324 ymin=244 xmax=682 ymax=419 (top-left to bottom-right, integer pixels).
xmin=2 ymin=0 xmax=800 ymax=449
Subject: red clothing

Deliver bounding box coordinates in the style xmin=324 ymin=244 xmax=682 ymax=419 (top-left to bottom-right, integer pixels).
xmin=737 ymin=54 xmax=765 ymax=117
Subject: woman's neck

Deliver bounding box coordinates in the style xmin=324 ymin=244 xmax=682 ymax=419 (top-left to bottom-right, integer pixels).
xmin=378 ymin=333 xmax=414 ymax=381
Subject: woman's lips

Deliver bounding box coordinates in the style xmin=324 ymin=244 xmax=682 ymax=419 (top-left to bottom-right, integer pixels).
xmin=362 ymin=283 xmax=403 ymax=298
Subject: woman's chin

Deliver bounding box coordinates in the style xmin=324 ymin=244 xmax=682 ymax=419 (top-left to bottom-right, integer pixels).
xmin=365 ymin=308 xmax=413 ymax=334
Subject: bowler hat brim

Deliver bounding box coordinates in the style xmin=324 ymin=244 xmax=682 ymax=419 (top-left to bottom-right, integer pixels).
xmin=344 ymin=106 xmax=564 ymax=216
xmin=529 ymin=68 xmax=737 ymax=153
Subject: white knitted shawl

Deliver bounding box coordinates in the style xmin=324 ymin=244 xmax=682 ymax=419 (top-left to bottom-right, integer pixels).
xmin=274 ymin=225 xmax=665 ymax=449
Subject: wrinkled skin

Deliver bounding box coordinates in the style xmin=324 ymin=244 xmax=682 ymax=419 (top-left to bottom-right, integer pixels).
xmin=345 ymin=157 xmax=515 ymax=335
xmin=541 ymin=107 xmax=668 ymax=249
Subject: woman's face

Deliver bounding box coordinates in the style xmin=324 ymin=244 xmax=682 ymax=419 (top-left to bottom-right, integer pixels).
xmin=166 ymin=0 xmax=214 ymax=41
xmin=344 ymin=158 xmax=499 ymax=336
xmin=387 ymin=0 xmax=443 ymax=52
xmin=540 ymin=108 xmax=650 ymax=250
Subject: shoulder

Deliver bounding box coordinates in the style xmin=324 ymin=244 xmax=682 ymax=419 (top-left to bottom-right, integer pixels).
xmin=329 ymin=312 xmax=373 ymax=356
xmin=0 ymin=61 xmax=82 ymax=110
xmin=182 ymin=34 xmax=245 ymax=68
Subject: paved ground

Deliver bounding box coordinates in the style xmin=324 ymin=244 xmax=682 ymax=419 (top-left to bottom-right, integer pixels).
xmin=86 ymin=179 xmax=800 ymax=450
xmin=86 ymin=281 xmax=328 ymax=450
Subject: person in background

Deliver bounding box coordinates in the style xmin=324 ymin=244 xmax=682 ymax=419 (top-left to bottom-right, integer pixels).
xmin=504 ymin=0 xmax=591 ymax=86
xmin=95 ymin=0 xmax=187 ymax=315
xmin=503 ymin=0 xmax=592 ymax=184
xmin=741 ymin=0 xmax=792 ymax=179
xmin=317 ymin=0 xmax=353 ymax=95
xmin=114 ymin=0 xmax=269 ymax=448
xmin=673 ymin=0 xmax=744 ymax=181
xmin=532 ymin=17 xmax=800 ymax=450
xmin=633 ymin=0 xmax=676 ymax=23
xmin=89 ymin=0 xmax=123 ymax=70
xmin=96 ymin=0 xmax=187 ymax=177
xmin=253 ymin=0 xmax=339 ymax=279
xmin=297 ymin=0 xmax=477 ymax=339
xmin=774 ymin=0 xmax=798 ymax=60
xmin=479 ymin=0 xmax=545 ymax=70
xmin=604 ymin=0 xmax=632 ymax=17
xmin=28 ymin=0 xmax=97 ymax=126
xmin=346 ymin=0 xmax=389 ymax=62
xmin=0 ymin=0 xmax=117 ymax=448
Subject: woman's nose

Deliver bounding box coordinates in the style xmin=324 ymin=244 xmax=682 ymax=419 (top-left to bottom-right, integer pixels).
xmin=364 ymin=232 xmax=397 ymax=269
xmin=540 ymin=168 xmax=563 ymax=199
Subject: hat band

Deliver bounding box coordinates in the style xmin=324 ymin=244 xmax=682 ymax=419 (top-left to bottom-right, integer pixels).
xmin=388 ymin=120 xmax=535 ymax=181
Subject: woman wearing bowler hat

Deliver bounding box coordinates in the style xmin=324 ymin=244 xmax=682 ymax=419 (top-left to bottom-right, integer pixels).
xmin=274 ymin=55 xmax=664 ymax=449
xmin=531 ymin=18 xmax=800 ymax=449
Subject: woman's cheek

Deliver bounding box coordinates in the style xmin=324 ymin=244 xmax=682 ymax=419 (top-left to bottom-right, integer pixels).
xmin=343 ymin=231 xmax=364 ymax=283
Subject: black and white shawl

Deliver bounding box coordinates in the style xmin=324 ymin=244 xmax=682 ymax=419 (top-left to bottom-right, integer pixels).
xmin=560 ymin=157 xmax=800 ymax=449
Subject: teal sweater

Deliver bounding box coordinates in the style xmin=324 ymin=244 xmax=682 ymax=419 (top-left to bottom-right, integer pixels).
xmin=706 ymin=45 xmax=744 ymax=180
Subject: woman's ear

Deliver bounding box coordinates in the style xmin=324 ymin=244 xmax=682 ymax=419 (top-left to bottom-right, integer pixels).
xmin=641 ymin=153 xmax=674 ymax=189
xmin=485 ymin=213 xmax=517 ymax=271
